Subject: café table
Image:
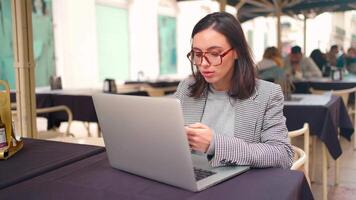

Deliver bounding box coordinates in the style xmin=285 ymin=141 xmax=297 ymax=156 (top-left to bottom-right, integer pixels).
xmin=293 ymin=74 xmax=356 ymax=93
xmin=283 ymin=94 xmax=354 ymax=200
xmin=0 ymin=151 xmax=313 ymax=200
xmin=0 ymin=138 xmax=105 ymax=190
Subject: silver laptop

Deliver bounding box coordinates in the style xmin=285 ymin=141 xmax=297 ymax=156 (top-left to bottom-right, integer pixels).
xmin=92 ymin=94 xmax=249 ymax=192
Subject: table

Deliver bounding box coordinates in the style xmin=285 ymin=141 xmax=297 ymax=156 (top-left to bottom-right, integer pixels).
xmin=10 ymin=84 xmax=177 ymax=129
xmin=284 ymin=94 xmax=354 ymax=159
xmin=284 ymin=94 xmax=354 ymax=200
xmin=294 ymin=74 xmax=356 ymax=93
xmin=0 ymin=138 xmax=105 ymax=190
xmin=0 ymin=152 xmax=313 ymax=200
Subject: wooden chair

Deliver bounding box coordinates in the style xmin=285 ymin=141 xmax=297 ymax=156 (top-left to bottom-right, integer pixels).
xmin=289 ymin=123 xmax=310 ymax=185
xmin=291 ymin=145 xmax=307 ymax=170
xmin=11 ymin=104 xmax=74 ymax=139
xmin=310 ymin=87 xmax=356 ymax=185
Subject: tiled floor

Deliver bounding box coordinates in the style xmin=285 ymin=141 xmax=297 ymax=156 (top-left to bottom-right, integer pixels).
xmin=39 ymin=119 xmax=356 ymax=200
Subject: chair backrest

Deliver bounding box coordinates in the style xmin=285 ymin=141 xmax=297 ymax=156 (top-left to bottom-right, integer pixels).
xmin=11 ymin=105 xmax=73 ymax=139
xmin=291 ymin=145 xmax=306 ymax=170
xmin=36 ymin=106 xmax=73 ymax=137
xmin=310 ymin=87 xmax=356 ymax=107
xmin=288 ymin=123 xmax=310 ymax=184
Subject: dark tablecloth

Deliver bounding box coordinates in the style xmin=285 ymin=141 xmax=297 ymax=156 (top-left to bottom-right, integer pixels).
xmin=10 ymin=90 xmax=150 ymax=129
xmin=294 ymin=77 xmax=356 ymax=94
xmin=0 ymin=152 xmax=313 ymax=200
xmin=284 ymin=95 xmax=354 ymax=159
xmin=0 ymin=138 xmax=105 ymax=189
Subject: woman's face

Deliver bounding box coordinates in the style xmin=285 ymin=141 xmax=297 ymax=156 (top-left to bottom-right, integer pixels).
xmin=348 ymin=49 xmax=356 ymax=58
xmin=192 ymin=28 xmax=237 ymax=91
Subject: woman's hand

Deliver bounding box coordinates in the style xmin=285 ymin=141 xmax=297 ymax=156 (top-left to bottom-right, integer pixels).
xmin=185 ymin=123 xmax=213 ymax=153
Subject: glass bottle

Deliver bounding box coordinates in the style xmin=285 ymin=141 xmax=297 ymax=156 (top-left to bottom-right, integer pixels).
xmin=0 ymin=115 xmax=8 ymax=148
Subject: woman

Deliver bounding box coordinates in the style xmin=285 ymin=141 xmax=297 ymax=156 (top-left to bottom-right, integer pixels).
xmin=175 ymin=12 xmax=293 ymax=169
xmin=310 ymin=49 xmax=329 ymax=77
xmin=257 ymin=46 xmax=286 ymax=82
xmin=344 ymin=47 xmax=356 ymax=73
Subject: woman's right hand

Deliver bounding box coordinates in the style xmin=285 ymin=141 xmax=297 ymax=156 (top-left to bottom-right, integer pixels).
xmin=185 ymin=123 xmax=212 ymax=153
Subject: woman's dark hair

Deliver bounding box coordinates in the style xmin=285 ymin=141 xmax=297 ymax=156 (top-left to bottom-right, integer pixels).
xmin=189 ymin=12 xmax=256 ymax=100
xmin=310 ymin=49 xmax=327 ymax=70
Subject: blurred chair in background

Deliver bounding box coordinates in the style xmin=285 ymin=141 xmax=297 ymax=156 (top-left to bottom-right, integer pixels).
xmin=11 ymin=103 xmax=73 ymax=139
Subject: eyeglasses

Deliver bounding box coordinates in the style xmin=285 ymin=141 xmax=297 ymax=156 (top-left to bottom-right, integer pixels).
xmin=187 ymin=48 xmax=233 ymax=66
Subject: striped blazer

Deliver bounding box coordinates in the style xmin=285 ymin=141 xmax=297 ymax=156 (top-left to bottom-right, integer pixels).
xmin=174 ymin=77 xmax=293 ymax=169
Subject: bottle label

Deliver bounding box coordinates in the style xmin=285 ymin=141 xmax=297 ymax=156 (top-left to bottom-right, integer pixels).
xmin=0 ymin=127 xmax=7 ymax=148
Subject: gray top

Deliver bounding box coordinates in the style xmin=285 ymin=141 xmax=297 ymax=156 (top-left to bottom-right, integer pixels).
xmin=202 ymin=87 xmax=234 ymax=155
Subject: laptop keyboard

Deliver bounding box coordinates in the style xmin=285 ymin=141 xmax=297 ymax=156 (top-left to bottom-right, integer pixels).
xmin=194 ymin=167 xmax=216 ymax=181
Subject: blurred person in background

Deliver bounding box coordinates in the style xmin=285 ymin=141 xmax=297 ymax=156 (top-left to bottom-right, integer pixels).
xmin=284 ymin=45 xmax=322 ymax=80
xmin=337 ymin=47 xmax=356 ymax=73
xmin=326 ymin=45 xmax=339 ymax=67
xmin=257 ymin=46 xmax=286 ymax=82
xmin=310 ymin=49 xmax=330 ymax=77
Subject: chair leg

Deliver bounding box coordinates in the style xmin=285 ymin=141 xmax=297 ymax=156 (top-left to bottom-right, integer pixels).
xmin=322 ymin=143 xmax=328 ymax=200
xmin=310 ymin=136 xmax=317 ymax=182
xmin=335 ymin=133 xmax=341 ymax=185
xmin=83 ymin=122 xmax=91 ymax=137
xmin=335 ymin=158 xmax=339 ymax=185
xmin=97 ymin=123 xmax=102 ymax=137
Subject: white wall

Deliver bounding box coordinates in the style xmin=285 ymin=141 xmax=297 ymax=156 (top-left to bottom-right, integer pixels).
xmin=306 ymin=13 xmax=332 ymax=54
xmin=128 ymin=0 xmax=160 ymax=81
xmin=52 ymin=0 xmax=98 ymax=88
xmin=344 ymin=11 xmax=356 ymax=49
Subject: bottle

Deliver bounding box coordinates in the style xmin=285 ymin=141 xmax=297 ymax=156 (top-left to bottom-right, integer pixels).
xmin=0 ymin=115 xmax=8 ymax=148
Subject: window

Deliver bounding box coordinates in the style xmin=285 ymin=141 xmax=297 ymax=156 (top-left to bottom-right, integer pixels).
xmin=32 ymin=0 xmax=56 ymax=87
xmin=96 ymin=4 xmax=129 ymax=81
xmin=158 ymin=15 xmax=177 ymax=75
xmin=0 ymin=0 xmax=15 ymax=89
xmin=0 ymin=0 xmax=56 ymax=89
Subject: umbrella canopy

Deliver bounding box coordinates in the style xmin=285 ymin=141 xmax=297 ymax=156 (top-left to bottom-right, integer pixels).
xmin=284 ymin=0 xmax=356 ymax=17
xmin=231 ymin=0 xmax=356 ymax=50
xmin=226 ymin=0 xmax=356 ymax=22
xmin=178 ymin=0 xmax=356 ymax=49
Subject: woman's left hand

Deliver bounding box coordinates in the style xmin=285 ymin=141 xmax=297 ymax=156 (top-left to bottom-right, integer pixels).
xmin=185 ymin=123 xmax=213 ymax=153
